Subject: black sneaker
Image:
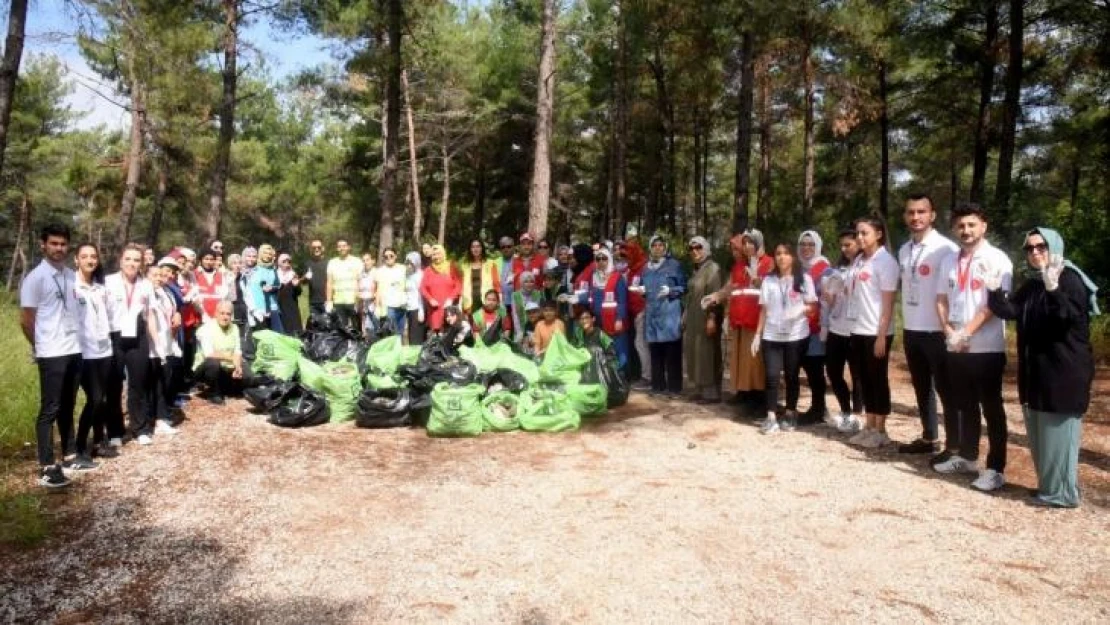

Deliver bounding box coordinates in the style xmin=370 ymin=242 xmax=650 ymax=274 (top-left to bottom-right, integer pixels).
xmin=207 ymin=394 xmax=226 ymax=406
xmin=95 ymin=442 xmax=120 ymax=459
xmin=929 ymin=449 xmax=955 ymax=466
xmin=898 ymin=438 xmax=941 ymax=454
xmin=66 ymin=455 xmax=100 ymax=472
xmin=797 ymin=409 xmax=825 ymax=426
xmin=38 ymin=465 xmax=70 ymax=489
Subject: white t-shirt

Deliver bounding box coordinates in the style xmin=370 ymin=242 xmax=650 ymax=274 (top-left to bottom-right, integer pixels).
xmin=824 ymin=268 xmax=854 ymax=337
xmin=148 ymin=287 xmax=182 ymax=360
xmin=899 ymin=229 xmax=959 ymax=332
xmin=19 ymin=260 xmax=81 ymax=358
xmin=74 ymin=279 xmax=113 ymax=359
xmin=938 ymin=242 xmax=1013 ymax=353
xmin=105 ymin=272 xmax=152 ymax=338
xmin=375 ymin=264 xmax=408 ymax=309
xmin=759 ymin=273 xmax=816 ymax=342
xmin=846 ymin=247 xmax=899 ymax=337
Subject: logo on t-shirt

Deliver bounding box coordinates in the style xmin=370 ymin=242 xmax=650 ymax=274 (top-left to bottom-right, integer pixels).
xmin=919 ymin=265 xmax=931 ymax=277
xmin=971 ymin=278 xmax=983 ymax=291
xmin=859 ymin=271 xmax=871 ymax=283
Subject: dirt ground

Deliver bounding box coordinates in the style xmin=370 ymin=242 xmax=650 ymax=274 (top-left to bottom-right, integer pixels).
xmin=2 ymin=354 xmax=1109 ymax=624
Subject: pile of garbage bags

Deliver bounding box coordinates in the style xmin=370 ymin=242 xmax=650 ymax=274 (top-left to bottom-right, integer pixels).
xmin=243 ymin=313 xmax=627 ymax=436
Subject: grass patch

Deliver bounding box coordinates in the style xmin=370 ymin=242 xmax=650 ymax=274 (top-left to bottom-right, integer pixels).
xmin=0 ymin=487 xmax=48 ymax=546
xmin=0 ymin=293 xmax=40 ymax=456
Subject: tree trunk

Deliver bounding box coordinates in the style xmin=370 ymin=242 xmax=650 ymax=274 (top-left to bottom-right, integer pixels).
xmin=612 ymin=0 xmax=628 ymax=239
xmin=527 ymin=0 xmax=557 ymax=241
xmin=0 ymin=0 xmax=28 ymax=180
xmin=402 ymin=68 xmax=423 ymax=242
xmin=148 ymin=152 xmax=168 ymax=247
xmin=116 ymin=74 xmax=144 ymax=254
xmin=756 ymin=54 xmax=772 ymax=228
xmin=994 ymin=0 xmax=1023 ymax=220
xmin=702 ymin=109 xmax=710 ymax=233
xmin=802 ymin=35 xmax=816 ymax=226
xmin=437 ymin=146 xmax=450 ymax=245
xmin=693 ymin=110 xmax=703 ymax=234
xmin=878 ymin=60 xmax=890 ymax=217
xmin=473 ymin=157 xmax=486 ymax=240
xmin=6 ymin=191 xmax=30 ymax=291
xmin=204 ymin=0 xmax=237 ymax=242
xmin=732 ymin=30 xmax=754 ymax=234
xmin=971 ymin=0 xmax=999 ymax=204
xmin=378 ymin=0 xmax=402 ymax=255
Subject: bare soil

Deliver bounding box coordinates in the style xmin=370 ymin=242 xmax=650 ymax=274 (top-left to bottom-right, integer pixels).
xmin=2 ymin=354 xmax=1109 ymax=623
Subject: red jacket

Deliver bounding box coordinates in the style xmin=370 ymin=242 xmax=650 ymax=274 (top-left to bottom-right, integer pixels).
xmin=420 ymin=265 xmax=462 ymax=331
xmin=729 ymin=254 xmax=774 ymax=330
xmin=623 ymin=241 xmax=647 ymax=318
xmin=805 ymin=259 xmax=830 ymax=334
xmin=511 ymin=254 xmax=548 ymax=290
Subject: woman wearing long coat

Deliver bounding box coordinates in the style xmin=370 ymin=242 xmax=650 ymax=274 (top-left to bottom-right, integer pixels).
xmin=987 ymin=227 xmax=1097 ymax=508
xmin=640 ymin=236 xmax=687 ymax=396
xmin=683 ymin=236 xmax=724 ymax=403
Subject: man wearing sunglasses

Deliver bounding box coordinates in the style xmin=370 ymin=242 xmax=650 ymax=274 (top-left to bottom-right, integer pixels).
xmin=496 ymin=236 xmax=515 ymax=319
xmin=304 ymin=239 xmax=328 ymax=315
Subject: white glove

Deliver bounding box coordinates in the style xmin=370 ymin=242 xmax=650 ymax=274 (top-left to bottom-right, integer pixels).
xmin=418 ymin=310 xmax=425 ymax=323
xmin=700 ymin=294 xmax=716 ymax=310
xmin=251 ymin=309 xmax=265 ymax=326
xmin=819 ymin=326 xmax=829 ymax=342
xmin=325 ymin=301 xmax=334 ymax=313
xmin=750 ymin=335 xmax=761 ymax=358
xmin=822 ymin=274 xmax=844 ymax=297
xmin=629 ymin=285 xmax=646 ymax=294
xmin=946 ymin=329 xmax=968 ymax=352
xmin=304 ymin=269 xmax=313 ymax=280
xmin=556 ymin=293 xmax=572 ymax=303
xmin=981 ymin=265 xmax=1004 ymax=291
xmin=657 ymin=285 xmax=671 ymax=299
xmin=1043 ymin=253 xmax=1064 ymax=292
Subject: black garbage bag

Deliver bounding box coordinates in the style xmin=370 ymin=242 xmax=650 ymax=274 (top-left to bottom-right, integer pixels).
xmin=398 ymin=358 xmax=479 ymax=393
xmin=581 ymin=343 xmax=629 ymax=408
xmin=418 ymin=335 xmax=453 ymax=367
xmin=306 ymin=311 xmax=336 ymax=334
xmin=244 ymin=380 xmax=297 ymax=412
xmin=243 ymin=372 xmax=277 ymax=390
xmin=268 ymin=385 xmax=330 ymax=428
xmin=356 ymin=387 xmax=419 ymax=428
xmin=481 ymin=368 xmax=529 ymax=394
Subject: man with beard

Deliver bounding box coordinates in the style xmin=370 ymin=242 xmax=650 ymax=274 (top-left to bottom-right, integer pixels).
xmin=304 ymin=239 xmax=329 ymax=316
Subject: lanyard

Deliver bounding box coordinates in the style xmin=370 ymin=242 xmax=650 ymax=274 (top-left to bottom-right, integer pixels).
xmin=956 ymin=252 xmax=974 ymax=292
xmin=778 ymin=277 xmax=793 ymax=319
xmin=124 ymin=279 xmax=137 ymax=310
xmin=52 ymin=272 xmax=68 ymax=309
xmin=906 ymin=240 xmax=928 ymax=278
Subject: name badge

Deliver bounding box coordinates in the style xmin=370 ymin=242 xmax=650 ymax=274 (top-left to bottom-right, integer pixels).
xmin=905 ymin=283 xmax=921 ymax=306
xmin=948 ymin=299 xmax=967 ymax=322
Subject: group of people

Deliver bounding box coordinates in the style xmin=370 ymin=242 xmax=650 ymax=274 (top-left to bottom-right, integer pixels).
xmin=20 ymin=195 xmax=1098 ymax=508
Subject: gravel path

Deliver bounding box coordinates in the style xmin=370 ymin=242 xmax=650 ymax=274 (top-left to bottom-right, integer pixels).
xmin=2 ymin=356 xmax=1109 ymax=623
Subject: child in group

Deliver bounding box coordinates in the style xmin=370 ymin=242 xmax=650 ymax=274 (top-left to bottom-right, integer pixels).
xmin=358 ymin=252 xmax=378 ymax=338
xmin=573 ymin=307 xmax=612 ymax=350
xmin=472 ymin=289 xmax=512 ymax=345
xmin=441 ymin=305 xmax=474 ymax=353
xmin=532 ymin=299 xmax=566 ymax=357
xmin=512 ymin=272 xmax=544 ymax=343
xmin=519 ymin=300 xmax=543 ymax=355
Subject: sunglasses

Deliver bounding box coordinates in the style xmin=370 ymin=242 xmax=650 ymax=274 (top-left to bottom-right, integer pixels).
xmin=1023 ymin=243 xmax=1048 ymax=254
xmin=799 ymin=242 xmax=816 ymax=247
xmin=538 ymin=244 xmax=549 ymax=249
xmin=595 ymin=256 xmax=608 ymax=262
xmin=688 ymin=244 xmax=703 ymax=251
xmin=500 ymin=244 xmax=513 ymax=249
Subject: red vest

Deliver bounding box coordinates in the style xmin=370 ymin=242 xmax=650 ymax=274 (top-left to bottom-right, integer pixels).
xmin=194 ymin=269 xmax=225 ymax=319
xmin=596 ymin=272 xmax=622 ymax=335
xmin=729 ymin=255 xmax=774 ymax=330
xmin=511 ymin=254 xmax=548 ymax=290
xmin=805 ymin=260 xmax=830 ymax=334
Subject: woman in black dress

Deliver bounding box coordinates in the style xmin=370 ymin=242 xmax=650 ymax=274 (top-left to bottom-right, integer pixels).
xmin=275 ymin=252 xmax=303 ymax=335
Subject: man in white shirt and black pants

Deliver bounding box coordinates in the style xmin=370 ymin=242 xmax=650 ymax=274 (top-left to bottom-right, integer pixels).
xmin=933 ymin=204 xmax=1013 ymax=492
xmin=19 ymin=223 xmax=82 ymax=488
xmin=897 ymin=194 xmax=960 ymax=460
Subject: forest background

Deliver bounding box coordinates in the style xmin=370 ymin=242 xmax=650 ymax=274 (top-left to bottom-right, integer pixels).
xmin=0 ymin=0 xmax=1107 ymax=298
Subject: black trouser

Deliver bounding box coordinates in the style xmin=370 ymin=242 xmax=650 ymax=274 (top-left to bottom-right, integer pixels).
xmin=180 ymin=326 xmax=197 ymax=390
xmin=119 ymin=332 xmax=151 ymax=436
xmin=104 ymin=333 xmax=127 ymax=440
xmin=801 ymin=354 xmax=827 ymax=414
xmin=309 ymin=302 xmax=326 ymax=315
xmin=948 ymin=352 xmax=1007 ymax=472
xmin=334 ymin=304 xmax=358 ymax=334
xmin=825 ymin=332 xmax=862 ymax=415
xmin=76 ymin=356 xmax=112 ymax=455
xmin=849 ymin=334 xmax=892 ymax=416
xmin=145 ymin=358 xmax=174 ymax=434
xmin=649 ymin=339 xmax=683 ymax=393
xmin=763 ymin=338 xmax=808 ymax=413
xmin=407 ymin=309 xmax=426 ymax=345
xmin=196 ymin=358 xmax=241 ymax=397
xmin=35 ymin=353 xmax=81 ymax=466
xmin=903 ymin=330 xmax=953 ymax=444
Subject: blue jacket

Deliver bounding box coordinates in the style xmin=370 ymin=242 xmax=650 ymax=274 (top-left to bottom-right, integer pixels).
xmin=248 ymin=265 xmax=280 ymax=314
xmin=642 ymin=256 xmax=686 ymax=343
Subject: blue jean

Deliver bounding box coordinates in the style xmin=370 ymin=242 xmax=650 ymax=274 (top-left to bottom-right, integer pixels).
xmin=387 ymin=307 xmax=407 ymax=337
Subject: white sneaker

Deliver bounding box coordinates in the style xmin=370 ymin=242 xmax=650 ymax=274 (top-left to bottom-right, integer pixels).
xmin=861 ymin=431 xmax=890 ymax=449
xmin=824 ymin=412 xmax=845 ymax=429
xmin=971 ymin=469 xmax=1006 ymax=492
xmin=759 ymin=418 xmax=780 ymax=435
xmin=137 ymin=434 xmax=153 ymax=446
xmin=933 ymin=455 xmax=977 ymax=474
xmin=108 ymin=437 xmax=123 ymax=448
xmin=838 ymin=414 xmax=863 ymax=434
xmin=848 ymin=428 xmax=873 ymax=446
xmin=154 ymin=421 xmax=178 ymax=436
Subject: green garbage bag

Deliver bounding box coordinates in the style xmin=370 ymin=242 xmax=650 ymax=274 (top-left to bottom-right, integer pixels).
xmin=427 ymin=383 xmax=485 ymax=437
xmin=481 ymin=390 xmax=526 ymax=432
xmin=538 ymin=334 xmax=591 ymax=385
xmin=519 ymin=388 xmax=581 ymax=433
xmin=297 ymin=356 xmax=327 ymax=392
xmin=498 ymin=352 xmax=541 ymax=385
xmin=365 ymin=335 xmax=403 ymax=374
xmin=365 ymin=373 xmax=405 ymax=390
xmin=321 ymin=361 xmax=362 ymax=423
xmin=460 ymin=343 xmax=501 ymax=372
xmin=253 ymin=330 xmax=301 ymax=380
xmin=565 ymin=384 xmax=607 ymax=417
xmin=399 ymin=345 xmax=422 ymax=366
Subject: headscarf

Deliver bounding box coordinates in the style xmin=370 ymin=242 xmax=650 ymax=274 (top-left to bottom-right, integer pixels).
xmin=429 ymin=244 xmax=451 ymax=275
xmin=571 ymin=244 xmax=594 ymax=283
xmin=648 ymin=235 xmax=669 ymax=269
xmin=257 ymin=244 xmax=276 ymax=266
xmin=592 ymin=249 xmax=614 ymax=288
xmin=741 ymin=229 xmax=765 ymax=256
xmin=405 ymin=251 xmax=422 ymax=274
xmin=1026 ymin=227 xmax=1100 ymax=315
xmin=798 ymin=230 xmax=830 ymax=270
xmin=277 ymin=253 xmax=295 ymax=285
xmin=688 ymin=236 xmax=711 ymax=257
xmin=520 ymin=271 xmax=537 ymax=292
xmin=624 ymin=239 xmax=647 ymax=274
